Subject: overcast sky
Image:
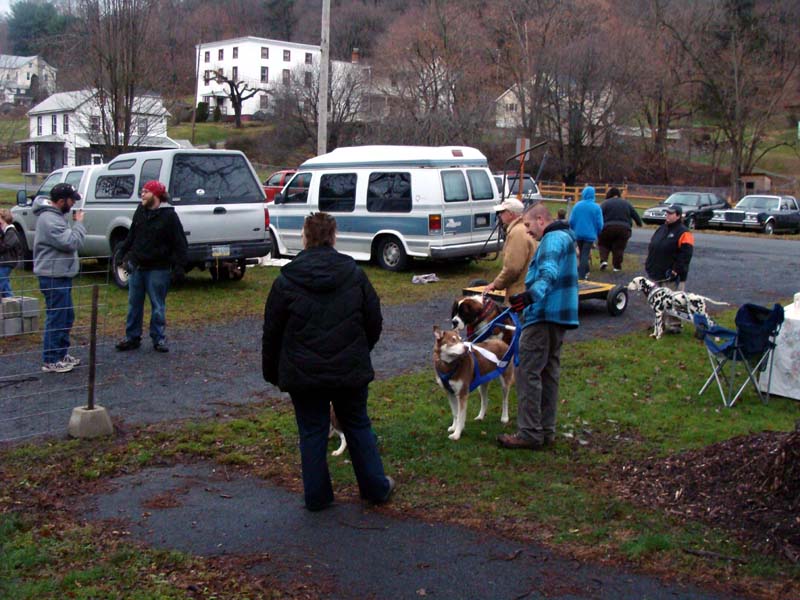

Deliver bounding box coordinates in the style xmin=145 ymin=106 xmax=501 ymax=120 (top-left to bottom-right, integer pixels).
xmin=0 ymin=1 xmax=11 ymax=18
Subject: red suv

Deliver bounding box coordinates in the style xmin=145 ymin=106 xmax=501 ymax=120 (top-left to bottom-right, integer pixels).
xmin=263 ymin=169 xmax=297 ymax=202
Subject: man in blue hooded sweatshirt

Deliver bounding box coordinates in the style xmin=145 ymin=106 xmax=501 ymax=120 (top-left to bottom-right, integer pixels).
xmin=498 ymin=203 xmax=579 ymax=450
xmin=569 ymin=186 xmax=603 ymax=280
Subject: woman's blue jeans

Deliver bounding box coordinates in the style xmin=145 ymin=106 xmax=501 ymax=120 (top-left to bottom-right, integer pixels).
xmin=0 ymin=265 xmax=12 ymax=297
xmin=125 ymin=268 xmax=171 ymax=344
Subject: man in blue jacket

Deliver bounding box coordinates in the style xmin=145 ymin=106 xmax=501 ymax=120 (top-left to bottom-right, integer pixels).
xmin=498 ymin=203 xmax=579 ymax=450
xmin=569 ymin=186 xmax=603 ymax=280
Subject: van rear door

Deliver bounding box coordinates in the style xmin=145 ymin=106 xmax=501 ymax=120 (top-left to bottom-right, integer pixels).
xmin=168 ymin=153 xmax=266 ymax=256
xmin=466 ymin=169 xmax=497 ymax=243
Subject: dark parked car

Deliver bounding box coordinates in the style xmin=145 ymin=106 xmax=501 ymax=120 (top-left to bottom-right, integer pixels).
xmin=642 ymin=192 xmax=729 ymax=229
xmin=708 ymin=194 xmax=800 ymax=235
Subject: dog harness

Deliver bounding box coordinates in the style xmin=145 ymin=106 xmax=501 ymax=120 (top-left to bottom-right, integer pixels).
xmin=465 ymin=298 xmax=501 ymax=338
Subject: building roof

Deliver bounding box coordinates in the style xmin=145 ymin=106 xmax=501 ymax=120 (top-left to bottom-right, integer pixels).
xmin=29 ymin=90 xmax=169 ymax=116
xmin=0 ymin=54 xmax=37 ymax=68
xmin=15 ymin=134 xmax=65 ymax=144
xmin=86 ymin=134 xmax=180 ymax=149
xmin=196 ymin=36 xmax=320 ymax=52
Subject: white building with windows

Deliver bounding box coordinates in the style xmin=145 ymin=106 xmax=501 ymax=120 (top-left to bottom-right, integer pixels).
xmin=0 ymin=54 xmax=57 ymax=105
xmin=17 ymin=89 xmax=179 ymax=173
xmin=196 ymin=36 xmax=320 ymax=119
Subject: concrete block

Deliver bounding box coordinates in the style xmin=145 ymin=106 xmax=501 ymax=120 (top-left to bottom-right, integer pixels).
xmin=1 ymin=316 xmax=22 ymax=337
xmin=1 ymin=297 xmax=21 ymax=319
xmin=20 ymin=296 xmax=39 ymax=317
xmin=68 ymin=405 xmax=114 ymax=439
xmin=22 ymin=315 xmax=39 ymax=333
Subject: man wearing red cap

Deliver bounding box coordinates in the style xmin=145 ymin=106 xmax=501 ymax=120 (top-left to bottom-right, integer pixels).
xmin=115 ymin=180 xmax=187 ymax=352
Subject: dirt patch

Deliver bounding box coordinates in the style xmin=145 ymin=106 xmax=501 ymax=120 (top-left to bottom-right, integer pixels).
xmin=614 ymin=425 xmax=800 ymax=563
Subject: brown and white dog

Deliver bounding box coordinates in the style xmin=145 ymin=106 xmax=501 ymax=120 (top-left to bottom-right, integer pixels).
xmin=329 ymin=407 xmax=347 ymax=456
xmin=433 ymin=325 xmax=514 ymax=441
xmin=451 ymin=295 xmax=514 ymax=346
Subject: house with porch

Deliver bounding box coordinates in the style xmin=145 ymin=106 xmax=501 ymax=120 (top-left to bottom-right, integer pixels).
xmin=17 ymin=89 xmax=180 ymax=173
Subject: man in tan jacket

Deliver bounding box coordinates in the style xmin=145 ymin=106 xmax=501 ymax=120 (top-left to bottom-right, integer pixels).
xmin=484 ymin=199 xmax=537 ymax=298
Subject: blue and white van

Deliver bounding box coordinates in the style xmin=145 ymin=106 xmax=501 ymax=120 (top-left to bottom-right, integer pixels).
xmin=268 ymin=145 xmax=503 ymax=270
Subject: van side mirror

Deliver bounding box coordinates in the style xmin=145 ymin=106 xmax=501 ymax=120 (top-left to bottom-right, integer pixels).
xmin=16 ymin=190 xmax=29 ymax=206
xmin=273 ymin=192 xmax=284 ymax=205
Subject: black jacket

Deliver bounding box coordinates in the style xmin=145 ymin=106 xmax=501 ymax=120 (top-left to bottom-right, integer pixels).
xmin=118 ymin=204 xmax=187 ymax=271
xmin=0 ymin=226 xmax=22 ymax=268
xmin=645 ymin=221 xmax=694 ymax=282
xmin=262 ymin=246 xmax=382 ymax=392
xmin=601 ymin=197 xmax=643 ymax=229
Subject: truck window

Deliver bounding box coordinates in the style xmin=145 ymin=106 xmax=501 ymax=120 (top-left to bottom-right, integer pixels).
xmin=139 ymin=159 xmax=163 ymax=193
xmin=367 ymin=172 xmax=411 ymax=213
xmin=64 ymin=170 xmax=84 ymax=189
xmin=95 ymin=175 xmax=135 ymax=199
xmin=170 ymin=154 xmax=263 ymax=204
xmin=36 ymin=172 xmax=64 ymax=197
xmin=467 ymin=170 xmax=493 ymax=200
xmin=441 ymin=170 xmax=468 ymax=202
xmin=319 ymin=173 xmax=356 ymax=212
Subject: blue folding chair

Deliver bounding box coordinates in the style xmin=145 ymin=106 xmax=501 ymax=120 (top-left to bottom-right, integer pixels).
xmin=693 ymin=303 xmax=784 ymax=408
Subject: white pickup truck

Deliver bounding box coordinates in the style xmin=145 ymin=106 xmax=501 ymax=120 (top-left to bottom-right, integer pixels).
xmin=13 ymin=149 xmax=271 ymax=287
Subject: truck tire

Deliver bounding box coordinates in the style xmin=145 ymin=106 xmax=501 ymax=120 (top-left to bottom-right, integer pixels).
xmin=111 ymin=240 xmax=130 ymax=289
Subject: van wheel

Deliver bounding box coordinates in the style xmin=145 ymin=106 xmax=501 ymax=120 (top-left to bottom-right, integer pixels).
xmin=111 ymin=241 xmax=130 ymax=289
xmin=269 ymin=230 xmax=280 ymax=259
xmin=376 ymin=236 xmax=408 ymax=271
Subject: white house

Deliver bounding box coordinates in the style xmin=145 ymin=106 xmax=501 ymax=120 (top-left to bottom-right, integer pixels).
xmin=0 ymin=54 xmax=57 ymax=105
xmin=17 ymin=89 xmax=179 ymax=173
xmin=196 ymin=36 xmax=320 ymax=119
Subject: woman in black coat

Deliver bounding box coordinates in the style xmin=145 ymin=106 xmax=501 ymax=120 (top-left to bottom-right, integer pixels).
xmin=262 ymin=212 xmax=394 ymax=511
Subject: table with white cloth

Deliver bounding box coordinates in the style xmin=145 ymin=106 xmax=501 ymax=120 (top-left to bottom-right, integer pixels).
xmin=759 ymin=302 xmax=800 ymax=400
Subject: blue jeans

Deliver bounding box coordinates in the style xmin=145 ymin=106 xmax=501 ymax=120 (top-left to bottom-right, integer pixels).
xmin=290 ymin=386 xmax=390 ymax=509
xmin=125 ymin=268 xmax=171 ymax=344
xmin=577 ymin=240 xmax=594 ymax=279
xmin=0 ymin=265 xmax=12 ymax=297
xmin=38 ymin=276 xmax=74 ymax=364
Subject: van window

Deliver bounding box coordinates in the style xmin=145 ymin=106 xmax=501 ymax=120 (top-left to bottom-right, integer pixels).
xmin=139 ymin=159 xmax=162 ymax=193
xmin=95 ymin=175 xmax=135 ymax=199
xmin=283 ymin=172 xmax=311 ymax=204
xmin=467 ymin=170 xmax=493 ymax=200
xmin=319 ymin=173 xmax=356 ymax=212
xmin=367 ymin=172 xmax=411 ymax=213
xmin=64 ymin=170 xmax=85 ymax=189
xmin=109 ymin=159 xmax=136 ymax=170
xmin=170 ymin=154 xmax=263 ymax=204
xmin=441 ymin=170 xmax=468 ymax=202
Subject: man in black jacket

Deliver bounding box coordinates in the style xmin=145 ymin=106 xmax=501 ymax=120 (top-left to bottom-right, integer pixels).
xmin=262 ymin=212 xmax=394 ymax=511
xmin=115 ymin=180 xmax=187 ymax=353
xmin=598 ymin=187 xmax=642 ymax=271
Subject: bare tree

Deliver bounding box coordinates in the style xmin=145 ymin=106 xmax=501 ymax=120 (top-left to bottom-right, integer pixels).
xmin=212 ymin=69 xmax=267 ymax=129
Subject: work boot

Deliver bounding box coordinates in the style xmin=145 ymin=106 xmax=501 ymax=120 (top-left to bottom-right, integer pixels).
xmin=115 ymin=337 xmax=141 ymax=351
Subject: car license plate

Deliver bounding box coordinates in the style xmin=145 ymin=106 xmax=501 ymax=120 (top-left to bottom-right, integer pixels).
xmin=211 ymin=245 xmax=231 ymax=257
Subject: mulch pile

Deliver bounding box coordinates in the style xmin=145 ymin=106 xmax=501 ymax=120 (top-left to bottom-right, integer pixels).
xmin=615 ymin=424 xmax=800 ymax=563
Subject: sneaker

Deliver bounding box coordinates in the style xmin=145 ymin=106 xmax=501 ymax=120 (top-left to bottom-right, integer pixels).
xmin=599 ymin=261 xmax=608 ymax=271
xmin=613 ymin=268 xmax=621 ymax=272
xmin=42 ymin=360 xmax=74 ymax=373
xmin=375 ymin=476 xmax=396 ymax=505
xmin=115 ymin=338 xmax=141 ymax=351
xmin=153 ymin=340 xmax=169 ymax=353
xmin=63 ymin=354 xmax=81 ymax=367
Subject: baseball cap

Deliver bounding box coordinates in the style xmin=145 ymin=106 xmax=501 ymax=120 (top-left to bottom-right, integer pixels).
xmin=50 ymin=183 xmax=81 ymax=202
xmin=665 ymin=204 xmax=682 ymax=215
xmin=492 ymin=198 xmax=525 ymax=215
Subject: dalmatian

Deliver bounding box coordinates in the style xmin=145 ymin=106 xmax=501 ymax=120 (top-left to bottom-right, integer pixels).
xmin=627 ymin=277 xmax=728 ymax=339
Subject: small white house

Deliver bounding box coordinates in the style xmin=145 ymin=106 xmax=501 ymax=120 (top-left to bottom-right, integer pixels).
xmin=0 ymin=54 xmax=57 ymax=105
xmin=196 ymin=36 xmax=320 ymax=119
xmin=17 ymin=89 xmax=179 ymax=173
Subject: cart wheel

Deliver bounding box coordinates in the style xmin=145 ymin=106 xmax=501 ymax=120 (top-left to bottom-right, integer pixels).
xmin=606 ymin=284 xmax=628 ymax=316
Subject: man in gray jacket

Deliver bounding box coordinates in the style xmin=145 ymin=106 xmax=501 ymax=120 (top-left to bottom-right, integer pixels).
xmin=33 ymin=183 xmax=86 ymax=373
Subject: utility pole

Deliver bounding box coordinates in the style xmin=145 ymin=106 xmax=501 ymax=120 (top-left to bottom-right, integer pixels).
xmin=191 ymin=37 xmax=202 ymax=146
xmin=317 ymin=0 xmax=330 ymax=156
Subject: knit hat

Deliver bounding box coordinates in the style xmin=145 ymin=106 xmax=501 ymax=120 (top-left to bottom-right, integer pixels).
xmin=142 ymin=180 xmax=167 ymax=200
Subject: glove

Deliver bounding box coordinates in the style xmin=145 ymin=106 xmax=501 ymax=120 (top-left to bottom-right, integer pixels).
xmin=508 ymin=291 xmax=533 ymax=312
xmin=665 ymin=269 xmax=679 ymax=283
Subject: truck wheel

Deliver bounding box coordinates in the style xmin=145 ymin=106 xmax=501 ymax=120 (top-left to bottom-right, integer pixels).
xmin=376 ymin=236 xmax=408 ymax=271
xmin=606 ymin=284 xmax=628 ymax=316
xmin=229 ymin=258 xmax=246 ymax=281
xmin=209 ymin=261 xmax=229 ymax=282
xmin=111 ymin=241 xmax=130 ymax=289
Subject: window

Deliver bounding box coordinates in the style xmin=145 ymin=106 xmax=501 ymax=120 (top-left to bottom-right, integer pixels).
xmin=108 ymin=159 xmax=136 ymax=170
xmin=204 ymin=51 xmax=210 ymax=63
xmin=232 ymin=66 xmax=238 ymax=81
xmin=507 ymin=103 xmax=518 ymax=112
xmin=95 ymin=175 xmax=136 ymax=199
xmin=304 ymin=71 xmax=313 ymax=87
xmin=64 ymin=170 xmax=84 ymax=188
xmin=137 ymin=118 xmax=147 ymax=136
xmin=441 ymin=171 xmax=469 ymax=202
xmin=63 ymin=114 xmax=69 ymax=134
xmin=282 ymin=69 xmax=290 ymax=85
xmin=282 ymin=172 xmax=311 ymax=204
xmin=139 ymin=159 xmax=162 ymax=193
xmin=90 ymin=116 xmax=101 ymax=133
xmin=260 ymin=95 xmax=268 ymax=109
xmin=36 ymin=116 xmax=42 ymax=135
xmin=51 ymin=115 xmax=57 ymax=134
xmin=26 ymin=72 xmax=30 ymax=80
xmin=232 ymin=47 xmax=238 ymax=59
xmin=218 ymin=49 xmax=224 ymax=60
xmin=467 ymin=170 xmax=493 ymax=200
xmin=260 ymin=66 xmax=268 ymax=83
xmin=367 ymin=173 xmax=411 ymax=213
xmin=319 ymin=174 xmax=357 ymax=212
xmin=203 ymin=70 xmax=211 ymax=84
xmin=261 ymin=47 xmax=269 ymax=59
xmin=305 ymin=52 xmax=313 ymax=65
xmin=283 ymin=49 xmax=291 ymax=61
xmin=170 ymin=154 xmax=263 ymax=205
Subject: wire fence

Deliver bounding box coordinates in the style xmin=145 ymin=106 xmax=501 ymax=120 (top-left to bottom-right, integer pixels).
xmin=0 ymin=255 xmax=117 ymax=443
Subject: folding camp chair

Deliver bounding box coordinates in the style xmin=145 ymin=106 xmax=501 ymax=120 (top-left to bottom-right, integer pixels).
xmin=693 ymin=303 xmax=784 ymax=408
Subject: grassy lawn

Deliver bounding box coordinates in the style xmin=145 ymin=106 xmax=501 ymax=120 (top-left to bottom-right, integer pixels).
xmin=167 ymin=121 xmax=269 ymax=147
xmin=1 ymin=251 xmax=799 ymax=597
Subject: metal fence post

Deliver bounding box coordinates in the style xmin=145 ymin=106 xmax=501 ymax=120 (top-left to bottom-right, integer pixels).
xmin=87 ymin=284 xmax=98 ymax=411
